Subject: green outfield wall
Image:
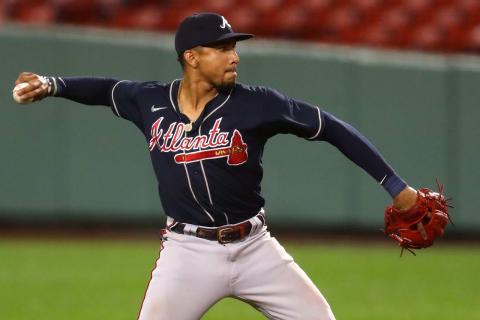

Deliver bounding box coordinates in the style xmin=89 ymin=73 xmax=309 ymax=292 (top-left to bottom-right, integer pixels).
xmin=0 ymin=25 xmax=478 ymax=232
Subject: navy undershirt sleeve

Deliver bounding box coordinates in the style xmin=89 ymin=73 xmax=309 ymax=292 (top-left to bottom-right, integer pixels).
xmin=52 ymin=76 xmax=143 ymax=129
xmin=53 ymin=76 xmax=118 ymax=106
xmin=319 ymin=111 xmax=407 ymax=198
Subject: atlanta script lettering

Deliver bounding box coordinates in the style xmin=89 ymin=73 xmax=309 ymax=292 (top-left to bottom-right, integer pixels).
xmin=148 ymin=117 xmax=248 ymax=165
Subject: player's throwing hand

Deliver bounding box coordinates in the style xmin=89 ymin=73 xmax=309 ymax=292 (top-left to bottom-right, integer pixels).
xmin=13 ymin=72 xmax=51 ymax=104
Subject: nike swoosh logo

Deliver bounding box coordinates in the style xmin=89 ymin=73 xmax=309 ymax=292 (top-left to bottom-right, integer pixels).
xmin=151 ymin=105 xmax=168 ymax=112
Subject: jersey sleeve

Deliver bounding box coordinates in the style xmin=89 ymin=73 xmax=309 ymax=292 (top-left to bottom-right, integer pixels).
xmin=261 ymin=87 xmax=324 ymax=140
xmin=109 ymin=80 xmax=144 ymax=129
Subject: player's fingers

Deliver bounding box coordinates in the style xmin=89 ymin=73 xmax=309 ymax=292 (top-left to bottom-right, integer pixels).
xmin=19 ymin=72 xmax=35 ymax=77
xmin=15 ymin=80 xmax=41 ymax=96
xmin=16 ymin=72 xmax=32 ymax=84
xmin=16 ymin=73 xmax=38 ymax=85
xmin=15 ymin=85 xmax=33 ymax=97
xmin=19 ymin=86 xmax=46 ymax=101
xmin=417 ymin=221 xmax=427 ymax=240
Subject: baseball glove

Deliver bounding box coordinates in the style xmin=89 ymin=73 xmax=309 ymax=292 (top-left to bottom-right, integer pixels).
xmin=384 ymin=181 xmax=453 ymax=256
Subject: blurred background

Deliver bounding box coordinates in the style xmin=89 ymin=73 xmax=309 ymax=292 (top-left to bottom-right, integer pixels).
xmin=2 ymin=0 xmax=480 ymax=53
xmin=1 ymin=1 xmax=480 ymax=320
xmin=1 ymin=0 xmax=479 ymax=235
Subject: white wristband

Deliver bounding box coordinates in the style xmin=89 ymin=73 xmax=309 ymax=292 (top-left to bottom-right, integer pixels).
xmin=38 ymin=76 xmax=52 ymax=95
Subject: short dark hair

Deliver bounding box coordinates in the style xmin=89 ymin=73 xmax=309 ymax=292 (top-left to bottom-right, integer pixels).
xmin=177 ymin=54 xmax=186 ymax=70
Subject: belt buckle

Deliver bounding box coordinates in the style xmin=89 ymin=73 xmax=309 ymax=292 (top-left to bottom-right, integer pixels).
xmin=217 ymin=227 xmax=234 ymax=244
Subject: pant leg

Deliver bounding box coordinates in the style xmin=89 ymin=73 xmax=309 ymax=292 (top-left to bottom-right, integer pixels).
xmin=231 ymin=231 xmax=336 ymax=320
xmin=138 ymin=231 xmax=231 ymax=320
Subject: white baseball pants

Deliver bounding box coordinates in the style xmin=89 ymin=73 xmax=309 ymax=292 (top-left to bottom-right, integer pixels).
xmin=138 ymin=226 xmax=335 ymax=320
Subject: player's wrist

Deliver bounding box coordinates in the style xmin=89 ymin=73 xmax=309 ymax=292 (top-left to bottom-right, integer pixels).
xmin=41 ymin=76 xmax=58 ymax=96
xmin=392 ymin=186 xmax=417 ymax=211
xmin=383 ymin=174 xmax=407 ymax=198
xmin=35 ymin=76 xmax=60 ymax=97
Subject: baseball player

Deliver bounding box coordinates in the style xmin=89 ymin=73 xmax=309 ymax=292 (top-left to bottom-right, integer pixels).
xmin=14 ymin=13 xmax=427 ymax=320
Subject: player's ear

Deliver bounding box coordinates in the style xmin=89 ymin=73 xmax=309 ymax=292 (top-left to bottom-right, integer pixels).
xmin=184 ymin=49 xmax=199 ymax=69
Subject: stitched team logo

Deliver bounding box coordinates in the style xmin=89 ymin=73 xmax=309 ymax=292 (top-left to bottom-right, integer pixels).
xmin=219 ymin=16 xmax=231 ymax=29
xmin=148 ymin=117 xmax=248 ymax=166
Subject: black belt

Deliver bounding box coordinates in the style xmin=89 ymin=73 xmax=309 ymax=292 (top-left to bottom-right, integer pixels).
xmin=171 ymin=213 xmax=265 ymax=244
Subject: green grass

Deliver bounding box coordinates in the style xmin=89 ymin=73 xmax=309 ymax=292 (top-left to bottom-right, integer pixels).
xmin=0 ymin=238 xmax=479 ymax=320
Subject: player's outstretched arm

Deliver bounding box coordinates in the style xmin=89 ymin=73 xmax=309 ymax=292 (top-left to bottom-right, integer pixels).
xmin=13 ymin=72 xmax=118 ymax=107
xmin=320 ymin=111 xmax=408 ymax=197
xmin=319 ymin=112 xmax=439 ymax=241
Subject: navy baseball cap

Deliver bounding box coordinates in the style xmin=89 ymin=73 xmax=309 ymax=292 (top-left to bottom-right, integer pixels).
xmin=175 ymin=13 xmax=254 ymax=56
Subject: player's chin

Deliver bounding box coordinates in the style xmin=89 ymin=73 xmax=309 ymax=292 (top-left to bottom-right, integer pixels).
xmin=224 ymin=70 xmax=237 ymax=82
xmin=216 ymin=79 xmax=235 ymax=94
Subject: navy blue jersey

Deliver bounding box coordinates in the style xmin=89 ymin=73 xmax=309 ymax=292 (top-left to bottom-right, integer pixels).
xmin=54 ymin=76 xmax=406 ymax=227
xmin=109 ymin=79 xmax=323 ymax=226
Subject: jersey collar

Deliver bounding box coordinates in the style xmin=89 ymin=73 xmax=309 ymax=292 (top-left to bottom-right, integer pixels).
xmin=169 ymin=79 xmax=233 ymax=132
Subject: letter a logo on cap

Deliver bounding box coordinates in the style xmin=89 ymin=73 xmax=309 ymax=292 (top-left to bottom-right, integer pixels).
xmin=220 ymin=16 xmax=231 ymax=29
